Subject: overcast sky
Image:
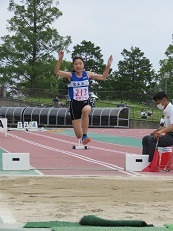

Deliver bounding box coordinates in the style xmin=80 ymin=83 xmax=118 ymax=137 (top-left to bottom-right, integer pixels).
xmin=0 ymin=0 xmax=173 ymax=72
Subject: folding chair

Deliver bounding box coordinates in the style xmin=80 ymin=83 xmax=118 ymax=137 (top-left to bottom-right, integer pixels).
xmin=159 ymin=147 xmax=173 ymax=172
xmin=164 ymin=152 xmax=173 ymax=172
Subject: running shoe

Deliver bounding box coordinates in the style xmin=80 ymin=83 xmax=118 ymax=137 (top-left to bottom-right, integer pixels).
xmin=82 ymin=135 xmax=91 ymax=145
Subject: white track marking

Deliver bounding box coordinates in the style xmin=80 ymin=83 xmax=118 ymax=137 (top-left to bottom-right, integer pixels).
xmin=7 ymin=132 xmax=143 ymax=177
xmin=0 ymin=194 xmax=16 ymax=224
xmin=33 ymin=169 xmax=44 ymax=175
xmin=25 ymin=131 xmax=141 ymax=155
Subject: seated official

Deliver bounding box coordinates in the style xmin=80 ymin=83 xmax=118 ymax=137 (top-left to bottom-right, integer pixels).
xmin=147 ymin=108 xmax=153 ymax=117
xmin=142 ymin=91 xmax=173 ymax=164
xmin=141 ymin=109 xmax=147 ymax=119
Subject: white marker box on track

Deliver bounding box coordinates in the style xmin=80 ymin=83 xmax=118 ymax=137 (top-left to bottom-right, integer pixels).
xmin=17 ymin=122 xmax=23 ymax=129
xmin=125 ymin=154 xmax=149 ymax=172
xmin=2 ymin=153 xmax=30 ymax=170
xmin=72 ymin=145 xmax=90 ymax=150
xmin=29 ymin=121 xmax=38 ymax=128
xmin=23 ymin=121 xmax=29 ymax=128
xmin=72 ymin=139 xmax=90 ymax=150
xmin=0 ymin=118 xmax=7 ymax=137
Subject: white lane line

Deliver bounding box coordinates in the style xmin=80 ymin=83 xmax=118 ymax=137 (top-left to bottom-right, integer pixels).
xmin=0 ymin=195 xmax=16 ymax=224
xmin=7 ymin=133 xmax=143 ymax=177
xmin=24 ymin=131 xmax=142 ymax=155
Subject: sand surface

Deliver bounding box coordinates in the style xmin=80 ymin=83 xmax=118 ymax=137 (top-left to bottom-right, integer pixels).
xmin=0 ymin=175 xmax=173 ymax=227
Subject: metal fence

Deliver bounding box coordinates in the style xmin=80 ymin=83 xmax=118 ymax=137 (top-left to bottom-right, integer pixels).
xmin=0 ymin=106 xmax=130 ymax=128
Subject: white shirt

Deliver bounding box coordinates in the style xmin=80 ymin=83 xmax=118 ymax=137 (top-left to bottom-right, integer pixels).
xmin=141 ymin=111 xmax=147 ymax=116
xmin=163 ymin=102 xmax=173 ymax=127
xmin=160 ymin=117 xmax=165 ymax=124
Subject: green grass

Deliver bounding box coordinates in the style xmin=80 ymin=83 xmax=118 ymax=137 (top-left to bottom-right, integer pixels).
xmin=14 ymin=97 xmax=163 ymax=123
xmin=21 ymin=97 xmax=52 ymax=106
xmin=95 ymin=100 xmax=163 ymax=122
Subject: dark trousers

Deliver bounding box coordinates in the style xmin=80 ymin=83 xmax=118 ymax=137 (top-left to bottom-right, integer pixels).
xmin=142 ymin=132 xmax=173 ymax=162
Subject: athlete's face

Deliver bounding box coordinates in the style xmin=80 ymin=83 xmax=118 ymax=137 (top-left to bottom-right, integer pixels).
xmin=73 ymin=59 xmax=84 ymax=73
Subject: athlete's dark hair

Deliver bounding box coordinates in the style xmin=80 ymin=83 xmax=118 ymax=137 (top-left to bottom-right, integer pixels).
xmin=153 ymin=91 xmax=168 ymax=101
xmin=72 ymin=56 xmax=84 ymax=64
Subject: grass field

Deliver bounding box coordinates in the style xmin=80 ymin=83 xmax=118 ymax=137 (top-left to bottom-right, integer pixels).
xmin=95 ymin=100 xmax=163 ymax=122
xmin=22 ymin=97 xmax=163 ymax=123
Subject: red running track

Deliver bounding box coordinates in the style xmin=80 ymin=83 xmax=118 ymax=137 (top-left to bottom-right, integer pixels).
xmin=0 ymin=128 xmax=172 ymax=177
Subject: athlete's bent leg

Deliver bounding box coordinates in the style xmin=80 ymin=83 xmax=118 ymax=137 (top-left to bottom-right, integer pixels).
xmin=81 ymin=105 xmax=91 ymax=145
xmin=72 ymin=119 xmax=83 ymax=139
xmin=82 ymin=105 xmax=91 ymax=134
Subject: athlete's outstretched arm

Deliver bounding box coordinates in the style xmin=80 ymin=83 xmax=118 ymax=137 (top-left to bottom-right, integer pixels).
xmin=87 ymin=55 xmax=113 ymax=81
xmin=54 ymin=50 xmax=71 ymax=80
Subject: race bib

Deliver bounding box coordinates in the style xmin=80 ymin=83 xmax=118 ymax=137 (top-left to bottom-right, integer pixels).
xmin=73 ymin=87 xmax=89 ymax=101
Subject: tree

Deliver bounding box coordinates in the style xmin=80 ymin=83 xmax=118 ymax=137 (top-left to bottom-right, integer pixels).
xmin=53 ymin=59 xmax=72 ymax=97
xmin=115 ymin=46 xmax=157 ymax=101
xmin=159 ymin=44 xmax=173 ymax=95
xmin=72 ymin=40 xmax=105 ymax=72
xmin=0 ymin=0 xmax=71 ymax=97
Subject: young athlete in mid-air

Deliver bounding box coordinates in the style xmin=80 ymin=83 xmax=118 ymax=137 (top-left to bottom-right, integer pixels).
xmin=54 ymin=51 xmax=113 ymax=145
